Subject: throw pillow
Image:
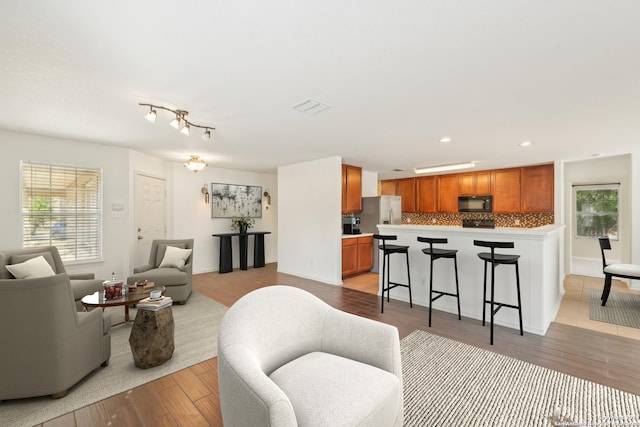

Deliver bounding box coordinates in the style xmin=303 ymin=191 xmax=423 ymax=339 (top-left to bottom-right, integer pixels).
xmin=155 ymin=242 xmax=187 ymax=267
xmin=10 ymin=252 xmax=58 ymax=273
xmin=159 ymin=245 xmax=192 ymax=270
xmin=6 ymin=255 xmax=56 ymax=279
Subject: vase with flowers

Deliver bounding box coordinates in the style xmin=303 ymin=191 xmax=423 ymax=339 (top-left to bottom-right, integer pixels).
xmin=231 ymin=215 xmax=255 ymax=234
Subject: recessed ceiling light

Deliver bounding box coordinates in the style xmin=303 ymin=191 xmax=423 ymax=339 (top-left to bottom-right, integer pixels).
xmin=519 ymin=141 xmax=531 ymax=147
xmin=439 ymin=137 xmax=452 ymax=143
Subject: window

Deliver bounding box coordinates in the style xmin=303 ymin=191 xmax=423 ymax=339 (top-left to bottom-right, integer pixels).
xmin=21 ymin=161 xmax=102 ymax=263
xmin=574 ymin=184 xmax=619 ymax=240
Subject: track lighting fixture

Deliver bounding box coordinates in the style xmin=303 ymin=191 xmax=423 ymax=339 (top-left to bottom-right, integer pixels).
xmin=139 ymin=103 xmax=215 ymax=140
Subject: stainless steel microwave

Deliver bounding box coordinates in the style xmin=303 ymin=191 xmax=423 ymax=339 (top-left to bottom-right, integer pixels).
xmin=458 ymin=195 xmax=493 ymax=212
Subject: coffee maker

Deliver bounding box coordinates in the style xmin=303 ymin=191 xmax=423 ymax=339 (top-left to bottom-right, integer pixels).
xmin=342 ymin=217 xmax=361 ymax=234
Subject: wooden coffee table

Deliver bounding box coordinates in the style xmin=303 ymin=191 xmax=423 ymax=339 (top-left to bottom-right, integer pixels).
xmin=81 ymin=286 xmax=165 ymax=326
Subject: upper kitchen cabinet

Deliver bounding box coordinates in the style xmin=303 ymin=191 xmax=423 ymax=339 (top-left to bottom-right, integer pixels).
xmin=342 ymin=164 xmax=362 ymax=213
xmin=437 ymin=174 xmax=459 ymax=213
xmin=521 ymin=163 xmax=554 ymax=213
xmin=396 ymin=178 xmax=416 ymax=213
xmin=416 ymin=176 xmax=437 ymax=213
xmin=380 ymin=179 xmax=398 ymax=196
xmin=458 ymin=171 xmax=491 ymax=195
xmin=492 ymin=168 xmax=521 ymax=213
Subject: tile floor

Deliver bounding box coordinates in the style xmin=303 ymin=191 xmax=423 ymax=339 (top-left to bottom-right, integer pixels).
xmin=342 ymin=273 xmax=640 ymax=340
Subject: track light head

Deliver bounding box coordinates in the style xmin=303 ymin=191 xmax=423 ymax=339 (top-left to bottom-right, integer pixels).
xmin=144 ymin=107 xmax=157 ymax=123
xmin=181 ymin=123 xmax=190 ymax=136
xmin=202 ymin=129 xmax=211 ymax=141
xmin=169 ymin=116 xmax=181 ymax=130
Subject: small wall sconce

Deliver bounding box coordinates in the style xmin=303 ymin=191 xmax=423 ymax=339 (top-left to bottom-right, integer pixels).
xmin=201 ymin=184 xmax=210 ymax=203
xmin=264 ymin=189 xmax=271 ymax=209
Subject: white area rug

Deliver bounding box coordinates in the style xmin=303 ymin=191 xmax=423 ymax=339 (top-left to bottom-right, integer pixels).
xmin=401 ymin=330 xmax=640 ymax=426
xmin=0 ymin=291 xmax=228 ymax=427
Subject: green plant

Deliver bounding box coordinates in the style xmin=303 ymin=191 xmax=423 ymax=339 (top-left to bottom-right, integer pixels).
xmin=231 ymin=215 xmax=255 ymax=233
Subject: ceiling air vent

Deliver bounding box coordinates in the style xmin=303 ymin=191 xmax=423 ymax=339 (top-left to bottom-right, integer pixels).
xmin=292 ymin=98 xmax=330 ymax=115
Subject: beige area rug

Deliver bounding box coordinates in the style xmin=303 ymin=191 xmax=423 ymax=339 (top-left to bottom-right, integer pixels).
xmin=0 ymin=291 xmax=228 ymax=427
xmin=590 ymin=289 xmax=640 ymax=329
xmin=401 ymin=330 xmax=640 ymax=426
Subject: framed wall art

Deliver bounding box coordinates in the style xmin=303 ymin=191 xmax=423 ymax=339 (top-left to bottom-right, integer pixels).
xmin=211 ymin=183 xmax=262 ymax=218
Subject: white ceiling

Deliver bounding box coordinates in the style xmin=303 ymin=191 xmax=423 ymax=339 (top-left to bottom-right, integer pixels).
xmin=2 ymin=1 xmax=639 ymax=179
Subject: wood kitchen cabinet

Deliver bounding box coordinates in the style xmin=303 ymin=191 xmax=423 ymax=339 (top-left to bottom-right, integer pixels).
xmin=492 ymin=168 xmax=521 ymax=213
xmin=458 ymin=171 xmax=491 ymax=195
xmin=437 ymin=174 xmax=459 ymax=213
xmin=416 ymin=176 xmax=437 ymax=213
xmin=396 ymin=178 xmax=416 ymax=213
xmin=380 ymin=179 xmax=398 ymax=196
xmin=521 ymin=163 xmax=554 ymax=212
xmin=342 ymin=236 xmax=373 ymax=278
xmin=342 ymin=164 xmax=362 ymax=214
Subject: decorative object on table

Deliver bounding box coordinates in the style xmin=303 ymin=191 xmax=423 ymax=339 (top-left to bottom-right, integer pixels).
xmin=231 ymin=215 xmax=255 ymax=234
xmin=102 ymin=280 xmax=124 ymax=299
xmin=137 ymin=295 xmax=173 ymax=311
xmin=210 ymin=183 xmax=262 ymax=218
xmin=201 ymin=183 xmax=210 ymax=203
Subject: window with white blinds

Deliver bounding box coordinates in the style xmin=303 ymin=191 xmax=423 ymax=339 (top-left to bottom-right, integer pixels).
xmin=21 ymin=161 xmax=102 ymax=263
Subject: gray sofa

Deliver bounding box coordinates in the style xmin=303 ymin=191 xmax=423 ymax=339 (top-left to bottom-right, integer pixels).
xmin=126 ymin=239 xmax=193 ymax=304
xmin=0 ymin=246 xmax=103 ymax=310
xmin=218 ymin=285 xmax=404 ymax=427
xmin=0 ymin=273 xmax=111 ymax=400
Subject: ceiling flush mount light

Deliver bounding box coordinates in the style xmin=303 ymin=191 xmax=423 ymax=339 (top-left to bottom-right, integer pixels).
xmin=139 ymin=103 xmax=215 ymax=140
xmin=414 ymin=162 xmax=475 ymax=174
xmin=184 ymin=155 xmax=207 ymax=172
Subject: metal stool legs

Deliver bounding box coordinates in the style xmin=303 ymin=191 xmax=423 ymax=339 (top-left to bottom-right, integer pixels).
xmin=375 ymin=234 xmax=412 ymax=314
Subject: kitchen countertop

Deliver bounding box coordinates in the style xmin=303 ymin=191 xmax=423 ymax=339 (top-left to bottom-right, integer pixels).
xmin=342 ymin=233 xmax=374 ymax=239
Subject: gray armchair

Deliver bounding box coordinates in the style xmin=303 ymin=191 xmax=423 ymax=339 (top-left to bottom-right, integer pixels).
xmin=218 ymin=285 xmax=403 ymax=427
xmin=126 ymin=239 xmax=193 ymax=304
xmin=0 ymin=246 xmax=103 ymax=311
xmin=0 ymin=273 xmax=111 ymax=400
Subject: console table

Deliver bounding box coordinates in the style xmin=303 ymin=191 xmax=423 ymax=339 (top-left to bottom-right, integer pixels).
xmin=211 ymin=231 xmax=271 ymax=274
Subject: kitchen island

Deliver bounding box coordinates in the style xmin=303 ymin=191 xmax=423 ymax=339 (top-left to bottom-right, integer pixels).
xmin=376 ymin=224 xmax=564 ymax=336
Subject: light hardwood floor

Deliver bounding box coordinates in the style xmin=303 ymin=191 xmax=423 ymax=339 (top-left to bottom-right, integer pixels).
xmin=37 ymin=264 xmax=640 ymax=426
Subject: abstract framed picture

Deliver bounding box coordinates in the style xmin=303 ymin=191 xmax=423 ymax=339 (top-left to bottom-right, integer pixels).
xmin=211 ymin=183 xmax=262 ymax=218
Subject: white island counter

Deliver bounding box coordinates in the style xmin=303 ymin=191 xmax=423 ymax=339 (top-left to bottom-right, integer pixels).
xmin=376 ymin=224 xmax=565 ymax=336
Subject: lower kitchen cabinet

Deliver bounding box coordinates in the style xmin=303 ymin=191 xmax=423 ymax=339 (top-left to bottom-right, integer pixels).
xmin=342 ymin=235 xmax=373 ymax=278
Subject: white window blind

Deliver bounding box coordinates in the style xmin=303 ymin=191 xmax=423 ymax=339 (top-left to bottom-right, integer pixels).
xmin=21 ymin=161 xmax=102 ymax=263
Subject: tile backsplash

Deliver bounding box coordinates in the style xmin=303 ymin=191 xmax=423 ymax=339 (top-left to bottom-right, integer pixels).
xmin=402 ymin=212 xmax=554 ymax=228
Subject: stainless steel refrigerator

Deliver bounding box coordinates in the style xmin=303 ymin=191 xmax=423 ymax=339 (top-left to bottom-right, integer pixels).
xmin=360 ymin=196 xmax=402 ymax=273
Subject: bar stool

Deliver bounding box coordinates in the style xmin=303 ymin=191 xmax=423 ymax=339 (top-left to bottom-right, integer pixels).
xmin=373 ymin=234 xmax=412 ymax=313
xmin=417 ymin=237 xmax=461 ymax=327
xmin=474 ymin=240 xmax=523 ymax=345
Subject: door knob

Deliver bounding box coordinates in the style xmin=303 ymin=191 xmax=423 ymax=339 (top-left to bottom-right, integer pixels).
xmin=137 ymin=236 xmax=143 ymax=240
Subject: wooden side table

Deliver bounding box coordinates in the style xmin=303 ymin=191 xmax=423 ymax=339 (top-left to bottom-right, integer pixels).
xmin=128 ymin=306 xmax=175 ymax=368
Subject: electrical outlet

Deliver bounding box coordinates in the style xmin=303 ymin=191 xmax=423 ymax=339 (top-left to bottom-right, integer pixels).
xmin=432 ymin=218 xmax=437 ymax=224
xmin=515 ymin=219 xmax=520 ymax=226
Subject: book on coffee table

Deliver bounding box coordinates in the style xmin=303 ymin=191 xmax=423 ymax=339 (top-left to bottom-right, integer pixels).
xmin=137 ymin=296 xmax=173 ymax=311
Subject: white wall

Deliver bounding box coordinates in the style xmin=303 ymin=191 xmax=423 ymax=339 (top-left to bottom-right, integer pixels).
xmin=563 ymin=154 xmax=631 ymax=278
xmin=0 ymin=130 xmax=279 ymax=280
xmin=278 ymin=156 xmax=342 ymax=285
xmin=362 ymin=170 xmax=379 ymax=197
xmin=170 ymin=163 xmax=277 ymax=273
xmin=0 ymin=130 xmax=131 ymax=280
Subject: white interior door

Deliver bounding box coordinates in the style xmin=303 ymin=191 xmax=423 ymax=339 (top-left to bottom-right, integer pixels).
xmin=135 ymin=173 xmax=166 ymax=266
